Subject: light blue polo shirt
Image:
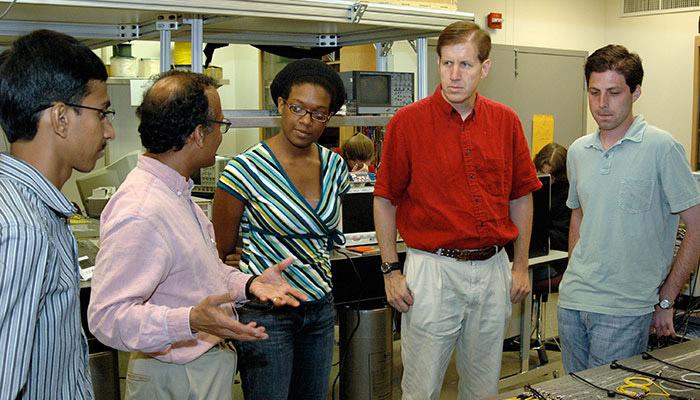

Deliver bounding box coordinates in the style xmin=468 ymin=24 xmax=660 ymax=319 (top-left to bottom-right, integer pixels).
xmin=559 ymin=115 xmax=700 ymax=316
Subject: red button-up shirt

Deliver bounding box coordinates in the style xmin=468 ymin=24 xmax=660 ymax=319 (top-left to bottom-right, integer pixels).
xmin=374 ymin=87 xmax=542 ymax=251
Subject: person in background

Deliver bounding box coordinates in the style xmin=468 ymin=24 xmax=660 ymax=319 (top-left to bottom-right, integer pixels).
xmin=341 ymin=132 xmax=375 ymax=172
xmin=533 ymin=142 xmax=570 ymax=251
xmin=559 ymin=44 xmax=700 ymax=373
xmin=212 ymin=58 xmax=348 ymax=400
xmin=0 ymin=29 xmax=115 ymax=400
xmin=88 ymin=70 xmax=306 ymax=400
xmin=374 ymin=21 xmax=541 ymax=400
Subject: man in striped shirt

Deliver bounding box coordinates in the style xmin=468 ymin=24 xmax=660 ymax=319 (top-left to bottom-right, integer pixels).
xmin=0 ymin=30 xmax=116 ymax=399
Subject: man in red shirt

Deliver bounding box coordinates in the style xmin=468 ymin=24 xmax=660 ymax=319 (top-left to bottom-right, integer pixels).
xmin=374 ymin=21 xmax=541 ymax=399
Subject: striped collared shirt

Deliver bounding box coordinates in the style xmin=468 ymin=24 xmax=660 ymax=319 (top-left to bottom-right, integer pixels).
xmin=0 ymin=153 xmax=93 ymax=399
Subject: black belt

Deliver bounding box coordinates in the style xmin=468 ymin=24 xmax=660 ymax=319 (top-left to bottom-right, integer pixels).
xmin=434 ymin=245 xmax=503 ymax=261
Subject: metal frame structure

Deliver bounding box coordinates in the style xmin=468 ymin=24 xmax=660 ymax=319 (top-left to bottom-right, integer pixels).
xmin=0 ymin=0 xmax=474 ymax=99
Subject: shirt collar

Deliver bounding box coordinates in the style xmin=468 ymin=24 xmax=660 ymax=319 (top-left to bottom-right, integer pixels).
xmin=432 ymin=85 xmax=483 ymax=121
xmin=137 ymin=154 xmax=193 ymax=196
xmin=584 ymin=115 xmax=647 ymax=150
xmin=0 ymin=153 xmax=76 ymax=217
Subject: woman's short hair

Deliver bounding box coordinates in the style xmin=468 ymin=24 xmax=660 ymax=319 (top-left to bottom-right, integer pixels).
xmin=270 ymin=58 xmax=347 ymax=114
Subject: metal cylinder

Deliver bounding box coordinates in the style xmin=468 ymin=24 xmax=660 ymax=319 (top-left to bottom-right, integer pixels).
xmin=339 ymin=303 xmax=392 ymax=400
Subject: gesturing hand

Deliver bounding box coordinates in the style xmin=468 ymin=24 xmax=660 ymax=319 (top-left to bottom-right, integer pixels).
xmin=190 ymin=293 xmax=268 ymax=341
xmin=249 ymin=257 xmax=309 ymax=307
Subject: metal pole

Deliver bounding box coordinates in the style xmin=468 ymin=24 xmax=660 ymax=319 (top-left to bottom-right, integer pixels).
xmin=159 ymin=29 xmax=171 ymax=73
xmin=375 ymin=42 xmax=387 ymax=72
xmin=416 ymin=37 xmax=428 ymax=100
xmin=190 ymin=17 xmax=203 ymax=73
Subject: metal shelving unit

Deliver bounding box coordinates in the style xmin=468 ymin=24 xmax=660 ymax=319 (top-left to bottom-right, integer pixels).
xmin=0 ymin=0 xmax=474 ymax=130
xmin=0 ymin=1 xmax=473 ymax=47
xmin=224 ymin=110 xmax=391 ymax=128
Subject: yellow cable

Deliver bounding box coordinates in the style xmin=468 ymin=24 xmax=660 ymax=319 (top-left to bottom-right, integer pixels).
xmin=615 ymin=376 xmax=670 ymax=398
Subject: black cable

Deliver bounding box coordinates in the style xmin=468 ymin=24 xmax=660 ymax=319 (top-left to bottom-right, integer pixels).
xmin=523 ymin=384 xmax=549 ymax=400
xmin=610 ymin=360 xmax=700 ymax=390
xmin=569 ymin=372 xmax=621 ymax=398
xmin=641 ymin=352 xmax=700 ymax=373
xmin=330 ymin=249 xmax=368 ymax=400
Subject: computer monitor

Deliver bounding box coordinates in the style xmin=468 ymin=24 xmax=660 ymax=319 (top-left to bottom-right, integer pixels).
xmin=75 ymin=150 xmax=139 ymax=212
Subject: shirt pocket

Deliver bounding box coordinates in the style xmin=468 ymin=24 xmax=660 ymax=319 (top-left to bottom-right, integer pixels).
xmin=618 ymin=177 xmax=654 ymax=214
xmin=481 ymin=156 xmax=505 ymax=196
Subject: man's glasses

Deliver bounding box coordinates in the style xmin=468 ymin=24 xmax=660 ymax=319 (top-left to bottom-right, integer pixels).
xmin=207 ymin=118 xmax=232 ymax=134
xmin=34 ymin=102 xmax=115 ymax=122
xmin=283 ymin=100 xmax=331 ymax=123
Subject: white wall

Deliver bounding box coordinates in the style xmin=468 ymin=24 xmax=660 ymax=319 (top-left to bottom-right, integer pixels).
xmin=214 ymin=44 xmax=261 ymax=156
xmin=457 ymin=0 xmax=606 ymax=134
xmin=604 ymin=4 xmax=699 ymax=161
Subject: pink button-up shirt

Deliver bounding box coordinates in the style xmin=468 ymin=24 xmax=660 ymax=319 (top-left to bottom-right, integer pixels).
xmin=88 ymin=155 xmax=249 ymax=364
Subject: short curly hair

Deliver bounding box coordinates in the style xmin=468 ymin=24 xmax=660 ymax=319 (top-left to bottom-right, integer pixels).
xmin=270 ymin=58 xmax=346 ymax=114
xmin=137 ymin=70 xmax=219 ymax=153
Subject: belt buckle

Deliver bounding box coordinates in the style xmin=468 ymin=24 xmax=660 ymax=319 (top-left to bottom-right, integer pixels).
xmin=456 ymin=248 xmax=476 ymax=261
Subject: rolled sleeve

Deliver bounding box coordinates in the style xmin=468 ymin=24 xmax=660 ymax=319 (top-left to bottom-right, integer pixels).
xmin=225 ymin=265 xmax=249 ymax=302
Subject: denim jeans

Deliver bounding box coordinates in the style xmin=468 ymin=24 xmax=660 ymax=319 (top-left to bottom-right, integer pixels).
xmin=557 ymin=306 xmax=653 ymax=373
xmin=237 ymin=294 xmax=335 ymax=400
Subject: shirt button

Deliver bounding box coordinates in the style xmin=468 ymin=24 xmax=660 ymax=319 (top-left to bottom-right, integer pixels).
xmin=469 ymin=174 xmax=475 ymax=179
xmin=474 ymin=198 xmax=480 ymax=203
xmin=480 ymin=222 xmax=486 ymax=227
xmin=177 ymin=191 xmax=182 ymax=196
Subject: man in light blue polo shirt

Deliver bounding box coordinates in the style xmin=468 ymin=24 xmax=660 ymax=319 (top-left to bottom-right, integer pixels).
xmin=558 ymin=44 xmax=700 ymax=373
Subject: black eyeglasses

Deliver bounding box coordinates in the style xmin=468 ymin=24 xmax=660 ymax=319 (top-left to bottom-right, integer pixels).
xmin=34 ymin=102 xmax=115 ymax=122
xmin=283 ymin=100 xmax=331 ymax=123
xmin=207 ymin=118 xmax=232 ymax=134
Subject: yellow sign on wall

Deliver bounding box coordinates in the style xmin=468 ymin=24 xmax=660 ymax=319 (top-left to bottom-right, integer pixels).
xmin=532 ymin=114 xmax=554 ymax=157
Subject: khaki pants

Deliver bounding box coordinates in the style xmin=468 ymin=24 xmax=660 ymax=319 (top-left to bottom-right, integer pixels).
xmin=126 ymin=344 xmax=237 ymax=400
xmin=401 ymin=248 xmax=512 ymax=400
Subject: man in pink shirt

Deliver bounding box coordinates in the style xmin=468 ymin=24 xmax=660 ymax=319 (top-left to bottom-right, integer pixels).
xmin=88 ymin=70 xmax=306 ymax=399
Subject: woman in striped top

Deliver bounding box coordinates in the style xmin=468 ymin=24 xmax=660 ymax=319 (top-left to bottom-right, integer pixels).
xmin=212 ymin=58 xmax=348 ymax=400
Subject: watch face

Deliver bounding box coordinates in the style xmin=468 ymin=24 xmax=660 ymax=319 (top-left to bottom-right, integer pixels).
xmin=381 ymin=262 xmax=397 ymax=274
xmin=659 ymin=299 xmax=672 ymax=309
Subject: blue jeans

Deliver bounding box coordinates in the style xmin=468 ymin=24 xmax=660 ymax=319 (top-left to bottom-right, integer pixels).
xmin=557 ymin=306 xmax=653 ymax=373
xmin=237 ymin=294 xmax=335 ymax=400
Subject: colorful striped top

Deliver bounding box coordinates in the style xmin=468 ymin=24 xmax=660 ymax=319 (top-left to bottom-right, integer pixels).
xmin=218 ymin=142 xmax=349 ymax=300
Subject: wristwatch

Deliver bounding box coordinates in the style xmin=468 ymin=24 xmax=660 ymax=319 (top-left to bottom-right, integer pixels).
xmin=657 ymin=298 xmax=674 ymax=310
xmin=380 ymin=261 xmax=401 ymax=275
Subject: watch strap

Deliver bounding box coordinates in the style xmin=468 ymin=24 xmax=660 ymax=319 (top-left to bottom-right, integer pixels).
xmin=381 ymin=261 xmax=401 ymax=274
